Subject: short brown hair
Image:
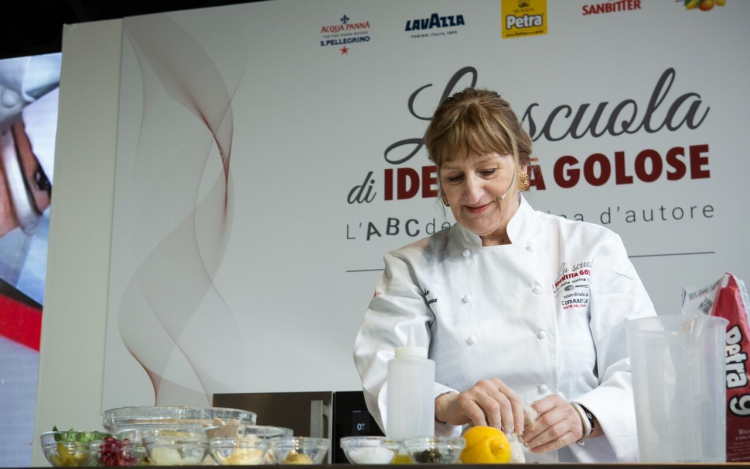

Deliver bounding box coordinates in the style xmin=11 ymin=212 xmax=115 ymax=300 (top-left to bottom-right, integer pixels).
xmin=424 ymin=88 xmax=532 ymax=170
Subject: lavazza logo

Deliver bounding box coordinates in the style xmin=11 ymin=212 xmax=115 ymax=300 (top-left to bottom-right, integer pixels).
xmin=405 ymin=12 xmax=465 ymax=39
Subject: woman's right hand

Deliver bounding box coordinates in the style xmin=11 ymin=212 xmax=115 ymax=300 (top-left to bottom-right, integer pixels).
xmin=434 ymin=378 xmax=524 ymax=434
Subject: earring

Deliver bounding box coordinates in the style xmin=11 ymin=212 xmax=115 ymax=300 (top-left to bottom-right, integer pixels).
xmin=518 ymin=171 xmax=530 ymax=192
xmin=441 ymin=194 xmax=450 ymax=207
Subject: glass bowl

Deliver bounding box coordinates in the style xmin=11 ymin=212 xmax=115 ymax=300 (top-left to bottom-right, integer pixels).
xmin=117 ymin=428 xmax=207 ymax=443
xmin=40 ymin=432 xmax=94 ymax=467
xmin=339 ymin=437 xmax=400 ymax=465
xmin=205 ymin=408 xmax=257 ymax=426
xmin=103 ymin=406 xmax=213 ymax=433
xmin=269 ymin=437 xmax=330 ymax=465
xmin=90 ymin=438 xmax=147 ymax=467
xmin=402 ymin=437 xmax=466 ymax=464
xmin=142 ymin=433 xmax=208 ymax=466
xmin=207 ymin=437 xmax=269 ymax=465
xmin=204 ymin=425 xmax=293 ymax=441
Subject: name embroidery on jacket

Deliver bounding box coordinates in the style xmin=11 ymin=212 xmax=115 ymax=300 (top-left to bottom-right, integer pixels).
xmin=554 ymin=262 xmax=592 ymax=310
xmin=423 ymin=289 xmax=438 ymax=306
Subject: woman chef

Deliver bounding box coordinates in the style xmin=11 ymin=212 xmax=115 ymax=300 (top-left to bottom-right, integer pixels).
xmin=353 ymin=88 xmax=656 ymax=463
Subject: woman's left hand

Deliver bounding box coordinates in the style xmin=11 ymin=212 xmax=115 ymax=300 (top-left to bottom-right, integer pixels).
xmin=519 ymin=395 xmax=583 ymax=453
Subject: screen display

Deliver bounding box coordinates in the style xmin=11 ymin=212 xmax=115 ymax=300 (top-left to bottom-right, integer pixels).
xmin=0 ymin=52 xmax=60 ymax=468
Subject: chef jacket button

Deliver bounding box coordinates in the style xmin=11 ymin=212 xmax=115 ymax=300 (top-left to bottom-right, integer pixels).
xmin=463 ymin=249 xmax=471 ymax=258
xmin=532 ymin=285 xmax=543 ymax=295
xmin=462 ymin=294 xmax=472 ymax=304
xmin=537 ymin=330 xmax=547 ymax=340
xmin=1 ymin=88 xmax=20 ymax=108
xmin=467 ymin=335 xmax=477 ymax=346
xmin=538 ymin=384 xmax=548 ymax=394
xmin=525 ymin=244 xmax=533 ymax=252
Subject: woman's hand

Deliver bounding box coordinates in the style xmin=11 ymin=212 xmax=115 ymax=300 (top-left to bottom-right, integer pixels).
xmin=520 ymin=395 xmax=583 ymax=453
xmin=434 ymin=378 xmax=524 ymax=434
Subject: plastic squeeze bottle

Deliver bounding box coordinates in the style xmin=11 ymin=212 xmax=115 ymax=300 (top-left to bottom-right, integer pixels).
xmin=386 ymin=330 xmax=435 ymax=441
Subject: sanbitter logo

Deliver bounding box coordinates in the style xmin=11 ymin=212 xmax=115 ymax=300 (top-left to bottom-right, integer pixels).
xmin=501 ymin=0 xmax=547 ymax=39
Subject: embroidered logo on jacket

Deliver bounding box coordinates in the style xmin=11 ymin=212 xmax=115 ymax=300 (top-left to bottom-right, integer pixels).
xmin=423 ymin=289 xmax=438 ymax=306
xmin=554 ymin=262 xmax=591 ymax=310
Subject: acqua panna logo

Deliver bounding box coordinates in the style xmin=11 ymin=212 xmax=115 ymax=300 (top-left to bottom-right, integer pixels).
xmin=320 ymin=14 xmax=372 ymax=54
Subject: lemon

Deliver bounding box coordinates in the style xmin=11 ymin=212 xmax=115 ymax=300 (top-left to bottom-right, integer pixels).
xmin=685 ymin=0 xmax=701 ymax=9
xmin=460 ymin=426 xmax=512 ymax=464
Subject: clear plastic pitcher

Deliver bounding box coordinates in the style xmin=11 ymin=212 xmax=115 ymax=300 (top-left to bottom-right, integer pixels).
xmin=626 ymin=313 xmax=728 ymax=463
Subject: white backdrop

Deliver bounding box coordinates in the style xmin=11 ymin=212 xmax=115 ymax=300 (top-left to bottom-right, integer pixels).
xmin=101 ymin=0 xmax=750 ymax=408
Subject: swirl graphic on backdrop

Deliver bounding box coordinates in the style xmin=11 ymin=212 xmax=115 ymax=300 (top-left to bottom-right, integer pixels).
xmin=118 ymin=11 xmax=247 ymax=405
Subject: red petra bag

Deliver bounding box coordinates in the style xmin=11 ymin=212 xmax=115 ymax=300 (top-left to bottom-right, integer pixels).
xmin=682 ymin=273 xmax=750 ymax=462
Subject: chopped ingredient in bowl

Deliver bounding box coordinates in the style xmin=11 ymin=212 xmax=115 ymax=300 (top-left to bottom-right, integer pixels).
xmin=205 ymin=419 xmax=242 ymax=439
xmin=347 ymin=447 xmax=396 ymax=465
xmin=97 ymin=437 xmax=140 ymax=466
xmin=52 ymin=427 xmax=111 ymax=444
xmin=282 ymin=451 xmax=313 ymax=465
xmin=50 ymin=443 xmax=88 ymax=467
xmin=222 ymin=448 xmax=264 ymax=465
xmin=150 ymin=447 xmax=202 ymax=466
xmin=391 ymin=453 xmax=412 ymax=464
xmin=414 ymin=449 xmax=443 ymax=463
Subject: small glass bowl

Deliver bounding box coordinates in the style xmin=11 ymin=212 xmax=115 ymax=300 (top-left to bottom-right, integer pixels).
xmin=339 ymin=437 xmax=400 ymax=465
xmin=40 ymin=433 xmax=93 ymax=467
xmin=402 ymin=437 xmax=466 ymax=464
xmin=90 ymin=439 xmax=147 ymax=467
xmin=208 ymin=437 xmax=269 ymax=465
xmin=269 ymin=437 xmax=330 ymax=465
xmin=205 ymin=408 xmax=257 ymax=426
xmin=142 ymin=433 xmax=208 ymax=466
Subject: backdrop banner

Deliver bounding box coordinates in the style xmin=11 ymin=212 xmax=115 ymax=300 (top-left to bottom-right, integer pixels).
xmin=102 ymin=0 xmax=750 ymax=408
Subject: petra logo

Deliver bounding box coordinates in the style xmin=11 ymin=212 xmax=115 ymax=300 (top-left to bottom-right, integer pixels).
xmin=405 ymin=13 xmax=465 ymax=31
xmin=506 ymin=14 xmax=543 ymax=29
xmin=502 ymin=0 xmax=547 ymax=39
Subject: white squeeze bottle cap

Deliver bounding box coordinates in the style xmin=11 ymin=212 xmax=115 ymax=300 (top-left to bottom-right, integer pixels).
xmin=395 ymin=328 xmax=428 ymax=359
xmin=386 ymin=328 xmax=435 ymax=440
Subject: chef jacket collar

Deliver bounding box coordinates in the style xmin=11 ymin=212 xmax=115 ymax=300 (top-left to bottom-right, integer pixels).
xmin=455 ymin=193 xmax=536 ymax=248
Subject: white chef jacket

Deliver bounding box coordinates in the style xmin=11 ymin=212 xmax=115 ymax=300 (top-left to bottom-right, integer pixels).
xmin=353 ymin=195 xmax=656 ymax=463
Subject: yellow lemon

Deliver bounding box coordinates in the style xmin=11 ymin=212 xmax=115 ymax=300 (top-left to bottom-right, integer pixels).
xmin=460 ymin=426 xmax=512 ymax=464
xmin=685 ymin=0 xmax=701 ymax=9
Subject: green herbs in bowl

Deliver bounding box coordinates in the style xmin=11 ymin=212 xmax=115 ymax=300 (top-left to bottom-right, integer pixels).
xmin=41 ymin=428 xmax=112 ymax=467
